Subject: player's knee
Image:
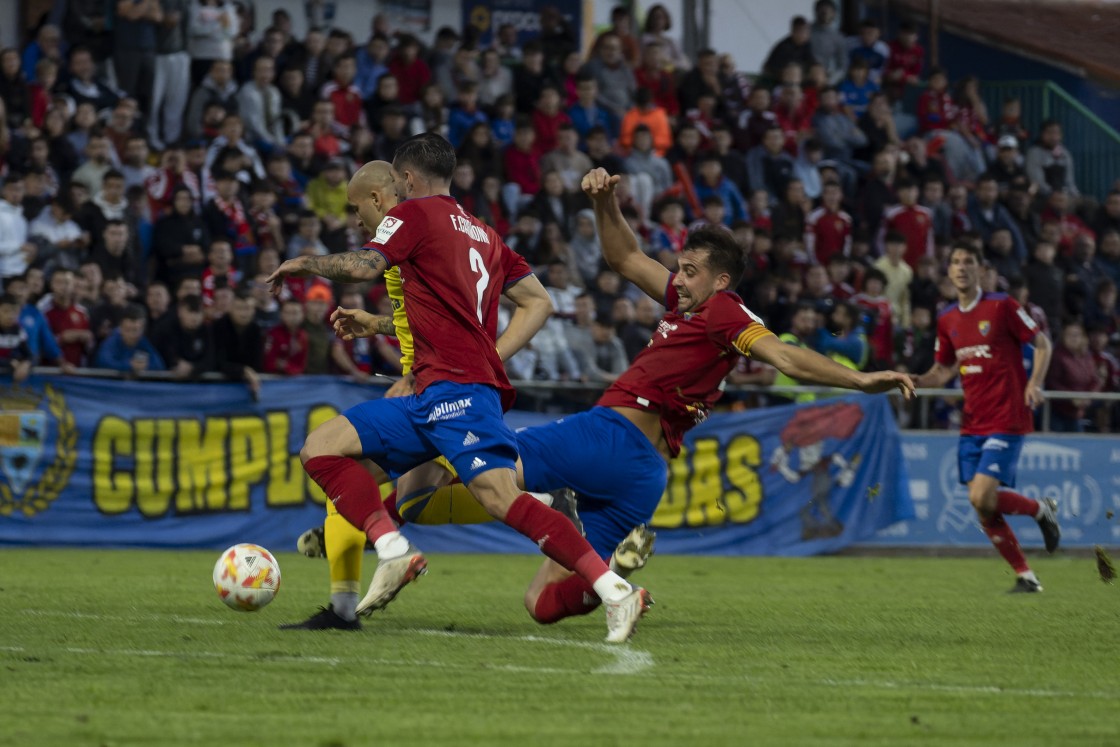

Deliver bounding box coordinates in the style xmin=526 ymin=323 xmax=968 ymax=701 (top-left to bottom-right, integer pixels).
xmin=969 ymin=485 xmax=997 ymax=514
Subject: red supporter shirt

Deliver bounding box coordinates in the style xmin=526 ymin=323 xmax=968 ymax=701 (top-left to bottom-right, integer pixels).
xmin=917 ymin=89 xmax=957 ymax=133
xmin=880 ymin=204 xmax=934 ymax=267
xmin=886 ymin=41 xmax=924 ymax=84
xmin=503 ymin=146 xmax=541 ymax=196
xmin=635 ymin=68 xmax=679 ymax=116
xmin=44 ymin=303 xmax=91 ymax=366
xmin=598 ymin=280 xmax=775 ymax=456
xmin=805 ymin=206 xmax=852 ymax=265
xmin=531 ymin=109 xmax=571 ymax=154
xmin=935 ymin=292 xmax=1040 ymax=435
xmin=851 ymin=292 xmax=893 ymax=366
xmin=368 ymin=195 xmax=533 ymax=409
xmin=321 ymin=81 xmax=365 ymax=128
xmin=388 ymin=57 xmax=431 ymax=105
xmin=263 ymin=324 xmax=309 ymax=375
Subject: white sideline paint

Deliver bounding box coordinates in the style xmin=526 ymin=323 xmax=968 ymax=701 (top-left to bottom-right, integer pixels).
xmin=414 ymin=628 xmax=655 ymax=675
xmin=22 ymin=609 xmax=227 ymax=626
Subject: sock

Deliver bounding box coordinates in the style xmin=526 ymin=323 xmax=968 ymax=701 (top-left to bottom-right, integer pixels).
xmin=996 ymin=489 xmax=1040 ymax=517
xmin=528 ymin=491 xmax=553 ymax=507
xmin=371 ymin=529 xmax=410 ymax=559
xmin=532 ymin=574 xmax=600 ymax=624
xmin=325 ymin=502 xmax=364 ymax=598
xmin=330 ymin=592 xmax=359 ymax=621
xmin=304 ymin=455 xmax=395 ymax=543
xmin=384 ymin=490 xmax=404 ymax=526
xmin=504 ymin=494 xmax=630 ymax=601
xmin=980 ymin=513 xmax=1030 ymax=574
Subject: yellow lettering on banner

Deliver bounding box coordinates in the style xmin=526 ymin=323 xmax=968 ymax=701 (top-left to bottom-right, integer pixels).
xmin=134 ymin=418 xmax=176 ymax=517
xmin=175 ymin=418 xmax=230 ymax=512
xmin=722 ymin=436 xmax=763 ymax=523
xmin=92 ymin=416 xmax=133 ymax=514
xmin=228 ymin=416 xmax=269 ymax=510
xmin=267 ymin=411 xmax=304 ymax=506
xmin=304 ymin=406 xmax=339 ymax=505
xmin=684 ymin=438 xmax=724 ymax=526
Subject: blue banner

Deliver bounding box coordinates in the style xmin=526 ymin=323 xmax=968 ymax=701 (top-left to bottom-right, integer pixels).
xmin=462 ymin=0 xmax=584 ymax=50
xmin=0 ymin=377 xmax=912 ymax=556
xmin=871 ymin=433 xmax=1120 ymax=547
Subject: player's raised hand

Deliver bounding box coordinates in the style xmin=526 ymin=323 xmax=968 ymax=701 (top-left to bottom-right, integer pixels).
xmin=858 ymin=370 xmax=917 ymax=400
xmin=266 ymin=258 xmax=310 ymax=297
xmin=1025 ymin=381 xmax=1046 ymax=409
xmin=330 ymin=306 xmax=380 ymax=340
xmin=581 ymin=168 xmax=620 ymax=201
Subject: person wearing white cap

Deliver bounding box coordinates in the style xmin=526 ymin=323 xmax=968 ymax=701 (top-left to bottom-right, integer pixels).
xmin=989 ymin=133 xmax=1031 ymax=196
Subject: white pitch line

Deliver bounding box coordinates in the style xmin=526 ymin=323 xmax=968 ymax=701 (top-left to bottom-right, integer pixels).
xmin=414 ymin=628 xmax=655 ymax=675
xmin=21 ymin=609 xmax=228 ymax=626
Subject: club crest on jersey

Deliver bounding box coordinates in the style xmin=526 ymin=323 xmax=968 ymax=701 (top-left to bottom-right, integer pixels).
xmin=978 ymin=320 xmax=991 ymax=337
xmin=372 ymin=216 xmax=404 ymax=244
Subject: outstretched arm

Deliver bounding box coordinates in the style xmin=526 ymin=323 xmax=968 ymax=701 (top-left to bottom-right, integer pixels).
xmin=913 ymin=361 xmax=958 ymax=389
xmin=267 ymin=251 xmax=388 ymax=295
xmin=751 ymin=335 xmax=916 ymax=399
xmin=497 ymin=274 xmax=553 ymax=362
xmin=582 ymin=168 xmax=672 ymax=303
xmin=330 ymin=307 xmax=393 ymax=340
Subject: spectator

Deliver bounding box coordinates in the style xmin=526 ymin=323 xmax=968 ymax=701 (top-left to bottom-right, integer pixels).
xmin=145 ymin=281 xmax=174 ymax=330
xmin=967 ymin=174 xmax=1027 ymax=261
xmin=883 ymin=21 xmax=924 ymax=99
xmin=200 ymin=239 xmax=239 ymax=303
xmin=41 ymin=269 xmax=94 ymax=367
xmin=762 ymin=16 xmax=815 ymax=81
xmin=634 ymin=40 xmax=679 ymax=119
xmin=300 ymin=284 xmax=333 ymax=375
xmin=475 ymin=48 xmax=512 ymax=109
xmin=117 ymin=135 xmax=155 ymax=192
xmin=984 ymin=228 xmax=1021 ymax=285
xmin=595 ymin=6 xmax=641 ymax=68
xmin=4 ymin=273 xmax=64 ymax=366
xmin=305 ymin=159 xmax=349 ymax=251
xmin=151 ymin=294 xmax=214 ymax=378
xmin=772 ymin=179 xmax=810 ymax=238
xmin=815 ymin=300 xmax=869 ymax=370
xmin=263 ymin=298 xmax=308 ymax=375
xmin=709 ymin=125 xmax=749 ymax=195
xmin=895 ymin=303 xmax=936 ymax=377
xmin=902 ymin=136 xmax=947 ymax=186
xmin=855 ymin=93 xmax=900 ymax=162
xmin=214 ymin=288 xmax=263 ymax=393
xmin=849 ymin=18 xmax=890 ymax=85
xmin=851 ymin=268 xmax=893 ymax=368
xmin=538 ymin=5 xmax=577 ymax=69
xmin=185 ymin=59 xmax=238 ymax=140
xmin=320 ymin=53 xmax=364 ymax=130
xmin=540 ymin=123 xmax=593 ymax=194
xmin=735 ymin=87 xmax=779 ymax=153
xmin=91 ymin=219 xmax=138 ymax=286
xmin=0 ymin=176 xmax=36 ymax=282
xmin=838 ymin=57 xmax=878 ymax=119
xmin=94 ymin=303 xmax=166 ymax=373
xmin=1047 ymin=322 xmax=1101 ymax=432
xmin=152 ymin=185 xmax=208 ymax=287
xmin=1092 ymin=191 xmax=1120 ymax=238
xmin=872 ymin=232 xmax=914 ymax=326
xmin=203 ymin=170 xmax=255 ymax=269
xmin=582 ymin=31 xmax=636 ymax=122
xmin=112 ymin=0 xmax=162 ymax=118
xmin=530 ymin=85 xmax=570 ymax=155
xmin=677 ymin=47 xmax=723 ymax=117
xmin=1025 ymin=120 xmax=1079 ymax=197
xmin=387 ymin=35 xmax=430 ymax=106
xmin=30 ymin=196 xmax=84 ymax=272
xmin=624 ymin=125 xmax=673 ymax=197
xmin=877 ymin=177 xmax=933 ymax=266
xmin=1023 ymin=241 xmax=1064 ymax=333
xmin=188 ymin=0 xmax=237 ymax=87
xmin=0 ymin=293 xmax=32 ymax=384
xmin=567 ymin=74 xmax=617 ymax=145
xmin=61 ymin=46 xmax=121 ymax=113
xmin=529 ymin=171 xmax=579 ymax=240
xmin=23 ymin=24 xmax=63 ymax=81
xmin=813 ymin=86 xmax=868 ymax=164
xmin=810 ymin=0 xmax=847 ymax=85
xmin=237 ymin=56 xmax=285 ymax=150
xmin=146 ymin=0 xmax=191 ymax=149
xmin=805 ymin=181 xmax=852 ymax=265
xmin=1095 ymin=230 xmax=1120 ymax=288
xmin=1040 ymin=190 xmax=1094 ymax=256
xmin=641 ymin=4 xmax=689 ymax=72
xmin=747 ymin=126 xmax=796 ymax=205
xmin=620 ymin=88 xmax=672 ymax=157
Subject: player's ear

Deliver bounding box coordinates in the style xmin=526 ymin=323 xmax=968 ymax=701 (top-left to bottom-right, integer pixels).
xmin=714 ymin=272 xmax=731 ymax=291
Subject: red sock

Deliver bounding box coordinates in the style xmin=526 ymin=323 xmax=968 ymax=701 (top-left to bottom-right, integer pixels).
xmin=996 ymin=489 xmax=1039 ymax=517
xmin=532 ymin=574 xmax=600 ymax=624
xmin=304 ymin=456 xmax=396 ymax=542
xmin=384 ymin=490 xmax=404 ymax=526
xmin=505 ymin=494 xmax=610 ymax=585
xmin=980 ymin=513 xmax=1030 ymax=574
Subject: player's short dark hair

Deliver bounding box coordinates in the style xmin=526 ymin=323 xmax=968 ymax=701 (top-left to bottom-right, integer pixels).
xmin=684 ymin=225 xmax=747 ymax=285
xmin=950 ymin=242 xmax=983 ymax=263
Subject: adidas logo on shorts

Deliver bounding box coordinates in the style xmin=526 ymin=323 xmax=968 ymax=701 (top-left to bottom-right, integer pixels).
xmin=470 ymin=457 xmax=487 ymax=471
xmin=463 ymin=431 xmax=480 ymax=446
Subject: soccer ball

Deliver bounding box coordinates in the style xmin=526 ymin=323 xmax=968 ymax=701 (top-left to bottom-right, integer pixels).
xmin=212 ymin=543 xmax=281 ymax=612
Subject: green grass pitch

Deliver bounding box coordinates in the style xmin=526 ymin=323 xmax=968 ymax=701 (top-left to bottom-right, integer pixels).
xmin=1 ymin=549 xmax=1118 ymax=746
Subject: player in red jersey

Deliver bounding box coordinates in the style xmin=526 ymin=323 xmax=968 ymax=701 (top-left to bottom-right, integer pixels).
xmin=268 ymin=137 xmax=651 ymax=642
xmin=915 ymin=243 xmax=1060 ymax=592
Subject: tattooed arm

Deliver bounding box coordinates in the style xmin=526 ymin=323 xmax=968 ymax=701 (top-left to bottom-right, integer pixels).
xmin=266 ymin=251 xmax=388 ymax=295
xmin=330 ymin=307 xmax=395 ymax=340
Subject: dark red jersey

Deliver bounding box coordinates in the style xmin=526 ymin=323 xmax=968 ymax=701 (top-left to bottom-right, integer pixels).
xmin=598 ymin=280 xmax=775 ymax=456
xmin=805 ymin=206 xmax=852 ymax=265
xmin=44 ymin=302 xmax=91 ymax=366
xmin=368 ymin=195 xmax=533 ymax=408
xmin=879 ymin=203 xmax=934 ymax=268
xmin=935 ymin=292 xmax=1040 ymax=435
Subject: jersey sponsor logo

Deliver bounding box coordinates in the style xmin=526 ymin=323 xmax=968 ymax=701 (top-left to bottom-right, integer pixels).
xmin=656 ymin=319 xmax=678 ymax=339
xmin=983 ymin=438 xmax=1010 ymax=451
xmin=955 ymin=344 xmax=992 ymax=361
xmin=960 ymin=364 xmax=983 ymax=376
xmin=462 ymin=431 xmax=480 ymax=446
xmin=470 ymin=457 xmax=487 ymax=471
xmin=1017 ymin=307 xmax=1039 ymax=330
xmin=978 ymin=320 xmax=991 ymax=337
xmin=449 ymin=213 xmax=491 ymax=244
xmin=372 ymin=216 xmax=404 ymax=244
xmin=987 ymin=464 xmax=1001 ymax=473
xmin=426 ymin=397 xmax=473 ymax=422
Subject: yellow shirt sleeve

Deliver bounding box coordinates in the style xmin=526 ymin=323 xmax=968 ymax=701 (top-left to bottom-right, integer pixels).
xmin=385 ymin=266 xmax=414 ymax=375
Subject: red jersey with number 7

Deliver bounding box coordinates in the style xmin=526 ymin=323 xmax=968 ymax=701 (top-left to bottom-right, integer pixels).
xmin=935 ymin=292 xmax=1039 ymax=435
xmin=367 ymin=195 xmax=533 ymax=409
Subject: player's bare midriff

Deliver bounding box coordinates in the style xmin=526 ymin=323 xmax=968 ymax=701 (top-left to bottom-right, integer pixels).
xmin=609 ymin=406 xmax=671 ymax=461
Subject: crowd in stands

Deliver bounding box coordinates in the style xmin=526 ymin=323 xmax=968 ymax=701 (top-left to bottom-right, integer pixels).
xmin=0 ymin=0 xmax=1118 ymax=431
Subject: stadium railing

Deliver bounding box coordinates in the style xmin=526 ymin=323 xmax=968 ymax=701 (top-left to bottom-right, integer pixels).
xmin=978 ymin=79 xmax=1120 ymax=200
xmin=19 ymin=366 xmax=1120 ymax=432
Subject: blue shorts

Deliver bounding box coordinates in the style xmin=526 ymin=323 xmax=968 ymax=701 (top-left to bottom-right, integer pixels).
xmin=344 ymin=382 xmax=518 ymax=484
xmin=958 ymin=434 xmax=1025 ymax=487
xmin=518 ymin=407 xmax=668 ymax=558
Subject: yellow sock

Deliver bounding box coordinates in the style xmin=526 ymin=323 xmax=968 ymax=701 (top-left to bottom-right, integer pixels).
xmin=400 ymin=482 xmax=497 ymax=525
xmin=325 ymin=501 xmax=366 ymax=595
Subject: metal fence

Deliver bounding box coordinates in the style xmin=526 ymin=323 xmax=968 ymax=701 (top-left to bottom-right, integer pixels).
xmin=19 ymin=367 xmax=1120 ymax=434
